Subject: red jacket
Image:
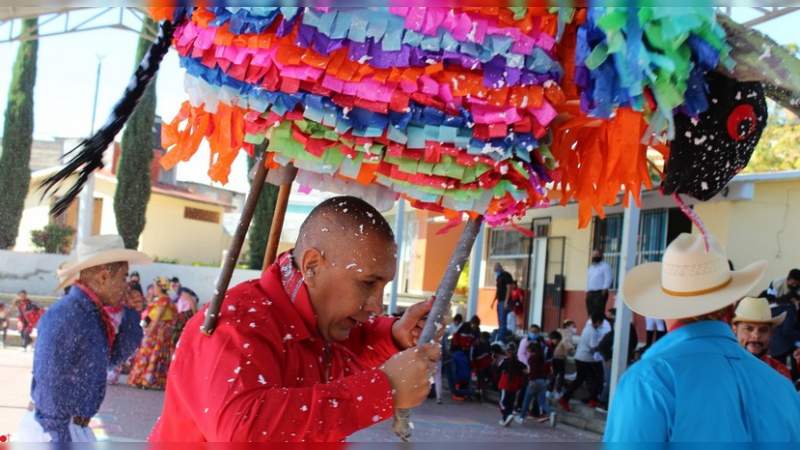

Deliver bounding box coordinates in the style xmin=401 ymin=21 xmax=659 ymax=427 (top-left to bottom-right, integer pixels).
xmin=149 ymin=255 xmax=400 ymax=442
xmin=497 ymin=357 xmax=526 ymax=392
xmin=762 ymin=354 xmax=792 ymax=380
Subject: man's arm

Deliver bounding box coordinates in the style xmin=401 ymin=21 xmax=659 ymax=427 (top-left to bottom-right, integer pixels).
xmin=766 ymin=279 xmax=778 ymax=297
xmin=110 ymin=307 xmax=143 ymax=367
xmin=194 ymin=324 xmax=395 ymax=442
xmin=342 ymin=316 xmax=400 ymax=368
xmin=517 ymin=338 xmax=529 ymax=369
xmin=602 ymin=264 xmax=613 ymax=291
xmin=31 ymin=310 xmax=91 ymax=441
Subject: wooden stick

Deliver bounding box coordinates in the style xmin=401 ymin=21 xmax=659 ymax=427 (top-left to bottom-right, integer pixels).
xmin=392 ymin=216 xmax=484 ymax=441
xmin=201 ymin=153 xmax=269 ymax=336
xmin=262 ymin=166 xmax=297 ymax=270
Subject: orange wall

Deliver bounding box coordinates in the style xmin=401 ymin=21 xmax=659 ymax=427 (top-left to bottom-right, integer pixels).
xmin=422 ymin=221 xmax=466 ymax=292
xmin=477 ymin=287 xmax=498 ymax=327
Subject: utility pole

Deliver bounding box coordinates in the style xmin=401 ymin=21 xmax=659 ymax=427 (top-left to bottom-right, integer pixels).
xmin=76 ymin=55 xmax=103 ymax=244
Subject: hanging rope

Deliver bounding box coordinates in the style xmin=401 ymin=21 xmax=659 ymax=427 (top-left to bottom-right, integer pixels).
xmin=671 ymin=192 xmax=710 ymax=252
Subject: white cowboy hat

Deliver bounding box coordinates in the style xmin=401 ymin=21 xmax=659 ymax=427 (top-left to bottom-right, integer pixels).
xmin=622 ymin=233 xmax=767 ymax=320
xmin=57 ymin=235 xmax=152 ymax=289
xmin=732 ymin=297 xmax=786 ymax=326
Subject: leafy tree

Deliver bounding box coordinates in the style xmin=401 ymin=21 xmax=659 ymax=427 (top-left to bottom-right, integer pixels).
xmin=744 ymin=105 xmax=800 ymax=173
xmin=0 ymin=18 xmax=38 ymax=248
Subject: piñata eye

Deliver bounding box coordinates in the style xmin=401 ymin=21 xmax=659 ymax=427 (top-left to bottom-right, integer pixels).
xmin=726 ymin=104 xmax=757 ymax=142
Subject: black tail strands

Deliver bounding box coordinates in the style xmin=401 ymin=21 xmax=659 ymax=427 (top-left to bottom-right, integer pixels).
xmin=40 ymin=19 xmax=178 ymax=216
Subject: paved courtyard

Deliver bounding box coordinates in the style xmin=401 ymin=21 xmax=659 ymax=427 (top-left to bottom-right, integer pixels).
xmin=0 ymin=347 xmax=598 ymax=442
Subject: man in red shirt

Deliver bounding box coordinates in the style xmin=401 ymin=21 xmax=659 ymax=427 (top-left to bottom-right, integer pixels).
xmin=149 ymin=196 xmax=440 ymax=442
xmin=732 ymin=297 xmax=791 ymax=379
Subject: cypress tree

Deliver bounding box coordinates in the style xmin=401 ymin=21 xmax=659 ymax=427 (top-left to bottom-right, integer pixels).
xmin=0 ymin=18 xmax=38 ymax=249
xmin=247 ymin=147 xmax=279 ymax=269
xmin=114 ymin=18 xmax=158 ymax=249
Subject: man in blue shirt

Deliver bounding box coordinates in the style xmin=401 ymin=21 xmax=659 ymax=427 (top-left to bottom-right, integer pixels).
xmin=16 ymin=235 xmax=150 ymax=442
xmin=606 ymin=233 xmax=800 ymax=442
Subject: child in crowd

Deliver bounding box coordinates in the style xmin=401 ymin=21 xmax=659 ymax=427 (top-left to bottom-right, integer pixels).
xmin=517 ymin=340 xmax=551 ymax=423
xmin=472 ymin=332 xmax=493 ymax=401
xmin=497 ymin=342 xmax=527 ymax=426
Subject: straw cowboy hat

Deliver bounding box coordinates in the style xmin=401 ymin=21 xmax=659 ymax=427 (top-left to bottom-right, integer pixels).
xmin=622 ymin=233 xmax=767 ymax=320
xmin=57 ymin=235 xmax=152 ymax=289
xmin=732 ymin=297 xmax=786 ymax=326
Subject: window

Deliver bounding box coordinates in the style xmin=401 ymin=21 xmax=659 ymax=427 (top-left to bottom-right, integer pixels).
xmin=592 ymin=214 xmax=623 ymax=289
xmin=486 ymin=229 xmax=531 ymax=287
xmin=532 ymin=217 xmax=551 ymax=237
xmin=591 ymin=209 xmax=672 ymax=288
xmin=184 ymin=207 xmax=220 ymax=224
xmin=638 ymin=209 xmax=668 ymax=263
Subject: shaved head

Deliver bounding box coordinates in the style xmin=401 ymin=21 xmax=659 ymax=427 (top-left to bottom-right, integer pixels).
xmin=292 ymin=196 xmax=397 ymax=342
xmin=294 ymin=196 xmax=395 ymax=263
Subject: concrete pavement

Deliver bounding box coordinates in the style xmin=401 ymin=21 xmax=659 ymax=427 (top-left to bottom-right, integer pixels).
xmin=0 ymin=347 xmax=598 ymax=442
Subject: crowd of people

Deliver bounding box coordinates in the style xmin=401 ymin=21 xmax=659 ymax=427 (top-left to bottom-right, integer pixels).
xmin=1 ymin=273 xmax=199 ymax=392
xmin=106 ymin=273 xmax=199 ymax=390
xmin=436 ymin=310 xmax=611 ymax=427
xmin=466 ymin=257 xmax=800 ymax=431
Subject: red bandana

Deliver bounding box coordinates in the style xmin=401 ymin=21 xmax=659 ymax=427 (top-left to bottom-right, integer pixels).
xmin=74 ymin=282 xmax=117 ymax=353
xmin=278 ymin=252 xmax=305 ymax=304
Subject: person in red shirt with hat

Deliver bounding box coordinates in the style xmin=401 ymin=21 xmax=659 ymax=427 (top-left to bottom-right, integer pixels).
xmin=732 ymin=296 xmax=792 ymax=380
xmin=149 ymin=196 xmax=440 ymax=442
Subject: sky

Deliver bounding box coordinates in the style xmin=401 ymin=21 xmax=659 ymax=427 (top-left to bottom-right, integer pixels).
xmin=0 ymin=7 xmax=796 ymax=195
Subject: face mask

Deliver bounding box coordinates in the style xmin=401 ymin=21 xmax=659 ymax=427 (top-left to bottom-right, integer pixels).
xmin=528 ymin=332 xmax=539 ymax=340
xmin=592 ymin=257 xmax=602 ymax=263
xmin=570 ymin=326 xmax=577 ymax=334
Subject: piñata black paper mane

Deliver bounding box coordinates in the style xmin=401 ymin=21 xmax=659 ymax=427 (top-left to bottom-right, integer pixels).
xmin=40 ymin=19 xmax=178 ymax=216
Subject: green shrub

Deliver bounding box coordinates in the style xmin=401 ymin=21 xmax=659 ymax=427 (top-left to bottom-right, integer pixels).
xmin=30 ymin=224 xmax=74 ymax=254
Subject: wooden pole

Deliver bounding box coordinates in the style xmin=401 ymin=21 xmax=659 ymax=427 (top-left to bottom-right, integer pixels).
xmin=262 ymin=166 xmax=297 ymax=270
xmin=201 ymin=153 xmax=269 ymax=336
xmin=392 ymin=216 xmax=484 ymax=441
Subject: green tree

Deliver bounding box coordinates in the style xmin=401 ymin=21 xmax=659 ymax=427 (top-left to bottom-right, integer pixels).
xmin=114 ymin=18 xmax=158 ymax=249
xmin=0 ymin=18 xmax=38 ymax=249
xmin=31 ymin=223 xmax=74 ymax=254
xmin=247 ymin=147 xmax=279 ymax=270
xmin=744 ymin=106 xmax=800 ymax=173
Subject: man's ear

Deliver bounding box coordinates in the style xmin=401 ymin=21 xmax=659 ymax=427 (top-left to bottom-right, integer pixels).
xmin=300 ymin=247 xmax=324 ymax=288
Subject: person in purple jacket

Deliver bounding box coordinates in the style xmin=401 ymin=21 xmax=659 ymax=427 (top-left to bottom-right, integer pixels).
xmin=15 ymin=235 xmax=151 ymax=442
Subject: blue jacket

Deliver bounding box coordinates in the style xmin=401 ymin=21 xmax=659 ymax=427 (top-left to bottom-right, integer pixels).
xmin=31 ymin=286 xmax=143 ymax=441
xmin=605 ymin=320 xmax=800 ymax=442
xmin=769 ymin=300 xmax=800 ymax=357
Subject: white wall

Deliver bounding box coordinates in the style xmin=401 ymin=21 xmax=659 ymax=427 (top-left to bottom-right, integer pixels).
xmin=0 ymin=249 xmax=262 ymax=303
xmin=14 ymin=204 xmax=51 ymax=253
